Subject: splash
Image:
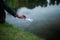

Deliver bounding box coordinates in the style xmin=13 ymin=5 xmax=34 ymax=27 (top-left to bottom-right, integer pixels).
xmin=25 ymin=18 xmax=33 ymax=22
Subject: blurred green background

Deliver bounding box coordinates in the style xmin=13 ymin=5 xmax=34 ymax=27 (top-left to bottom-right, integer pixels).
xmin=5 ymin=0 xmax=60 ymax=10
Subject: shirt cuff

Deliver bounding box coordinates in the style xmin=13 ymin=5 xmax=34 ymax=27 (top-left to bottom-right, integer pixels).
xmin=14 ymin=14 xmax=18 ymax=17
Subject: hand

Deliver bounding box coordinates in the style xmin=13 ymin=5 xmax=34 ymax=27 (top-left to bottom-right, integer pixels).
xmin=17 ymin=14 xmax=26 ymax=19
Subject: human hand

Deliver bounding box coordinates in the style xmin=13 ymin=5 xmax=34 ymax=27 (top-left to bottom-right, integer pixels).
xmin=17 ymin=14 xmax=26 ymax=19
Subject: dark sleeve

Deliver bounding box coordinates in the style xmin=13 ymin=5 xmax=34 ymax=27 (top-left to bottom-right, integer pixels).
xmin=1 ymin=0 xmax=18 ymax=17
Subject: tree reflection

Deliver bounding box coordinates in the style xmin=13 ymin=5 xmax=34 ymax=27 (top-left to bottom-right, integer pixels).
xmin=27 ymin=0 xmax=47 ymax=8
xmin=49 ymin=0 xmax=60 ymax=5
xmin=5 ymin=0 xmax=60 ymax=9
xmin=17 ymin=0 xmax=60 ymax=8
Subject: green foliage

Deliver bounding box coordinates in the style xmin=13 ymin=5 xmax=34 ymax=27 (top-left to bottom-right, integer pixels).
xmin=0 ymin=23 xmax=40 ymax=40
xmin=5 ymin=0 xmax=19 ymax=10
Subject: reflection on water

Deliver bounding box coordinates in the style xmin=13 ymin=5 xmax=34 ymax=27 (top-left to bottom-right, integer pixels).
xmin=5 ymin=0 xmax=60 ymax=9
xmin=49 ymin=0 xmax=60 ymax=5
xmin=6 ymin=4 xmax=60 ymax=30
xmin=6 ymin=0 xmax=60 ymax=40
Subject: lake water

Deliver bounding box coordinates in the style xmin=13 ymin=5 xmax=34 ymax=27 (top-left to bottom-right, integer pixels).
xmin=6 ymin=0 xmax=60 ymax=39
xmin=6 ymin=0 xmax=60 ymax=29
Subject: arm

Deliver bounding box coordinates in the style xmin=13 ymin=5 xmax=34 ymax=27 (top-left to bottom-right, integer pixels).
xmin=1 ymin=0 xmax=18 ymax=17
xmin=0 ymin=0 xmax=26 ymax=19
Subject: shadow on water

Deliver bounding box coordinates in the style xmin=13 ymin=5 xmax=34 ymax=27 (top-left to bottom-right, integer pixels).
xmin=6 ymin=0 xmax=60 ymax=40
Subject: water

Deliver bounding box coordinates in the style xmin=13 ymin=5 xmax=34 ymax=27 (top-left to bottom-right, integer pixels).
xmin=6 ymin=0 xmax=60 ymax=29
xmin=25 ymin=18 xmax=33 ymax=22
xmin=6 ymin=0 xmax=60 ymax=39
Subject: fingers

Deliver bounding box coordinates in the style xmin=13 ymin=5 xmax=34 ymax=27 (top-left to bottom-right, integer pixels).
xmin=18 ymin=15 xmax=26 ymax=19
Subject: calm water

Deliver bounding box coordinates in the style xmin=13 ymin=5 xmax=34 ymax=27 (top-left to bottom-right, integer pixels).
xmin=6 ymin=4 xmax=60 ymax=28
xmin=6 ymin=0 xmax=60 ymax=39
